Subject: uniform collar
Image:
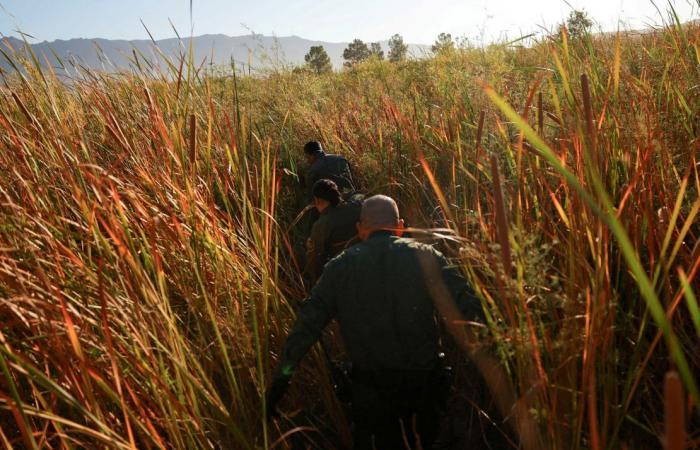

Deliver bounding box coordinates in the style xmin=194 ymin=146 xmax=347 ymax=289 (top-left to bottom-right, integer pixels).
xmin=319 ymin=201 xmax=343 ymax=216
xmin=367 ymin=230 xmax=394 ymax=240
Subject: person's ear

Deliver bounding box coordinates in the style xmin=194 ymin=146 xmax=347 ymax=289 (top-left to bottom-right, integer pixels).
xmin=395 ymin=219 xmax=405 ymax=237
xmin=357 ymin=222 xmax=369 ymax=241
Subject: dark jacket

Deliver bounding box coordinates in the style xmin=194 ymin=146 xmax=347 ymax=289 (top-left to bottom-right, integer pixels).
xmin=304 ymin=153 xmax=356 ymax=197
xmin=306 ymin=198 xmax=363 ymax=282
xmin=273 ymin=232 xmax=482 ymax=381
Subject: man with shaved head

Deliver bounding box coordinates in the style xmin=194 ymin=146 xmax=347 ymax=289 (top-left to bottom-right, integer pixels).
xmin=357 ymin=194 xmax=400 ymax=233
xmin=267 ymin=195 xmax=484 ymax=449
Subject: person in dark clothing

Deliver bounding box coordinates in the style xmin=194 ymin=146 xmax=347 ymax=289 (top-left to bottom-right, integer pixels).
xmin=266 ymin=195 xmax=485 ymax=449
xmin=306 ymin=179 xmax=364 ymax=282
xmin=302 ymin=141 xmax=357 ymax=198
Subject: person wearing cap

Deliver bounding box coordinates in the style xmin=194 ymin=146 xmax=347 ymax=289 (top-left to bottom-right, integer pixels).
xmin=302 ymin=141 xmax=357 ymax=198
xmin=307 ymin=179 xmax=364 ymax=282
xmin=266 ymin=195 xmax=485 ymax=449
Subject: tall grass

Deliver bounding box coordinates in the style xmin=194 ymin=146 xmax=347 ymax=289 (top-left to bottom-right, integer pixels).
xmin=1 ymin=14 xmax=699 ymax=449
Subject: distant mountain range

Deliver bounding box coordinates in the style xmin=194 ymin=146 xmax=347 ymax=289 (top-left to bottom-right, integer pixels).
xmin=0 ymin=34 xmax=431 ymax=74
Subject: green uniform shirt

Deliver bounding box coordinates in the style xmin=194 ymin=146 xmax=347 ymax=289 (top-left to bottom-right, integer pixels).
xmin=304 ymin=153 xmax=356 ymax=197
xmin=274 ymin=232 xmax=482 ymax=381
xmin=306 ymin=198 xmax=363 ymax=282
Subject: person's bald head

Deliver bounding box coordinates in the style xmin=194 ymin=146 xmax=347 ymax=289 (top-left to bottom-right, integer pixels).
xmin=357 ymin=195 xmax=404 ymax=239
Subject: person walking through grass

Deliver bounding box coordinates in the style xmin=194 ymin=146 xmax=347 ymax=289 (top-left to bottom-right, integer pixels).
xmin=301 ymin=140 xmax=357 ymax=199
xmin=266 ymin=195 xmax=485 ymax=449
xmin=306 ymin=179 xmax=364 ymax=282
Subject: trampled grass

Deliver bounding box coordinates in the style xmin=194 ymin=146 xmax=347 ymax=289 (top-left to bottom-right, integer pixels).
xmin=0 ymin=14 xmax=699 ymax=450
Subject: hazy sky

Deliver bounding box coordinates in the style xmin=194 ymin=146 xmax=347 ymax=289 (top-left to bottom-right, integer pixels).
xmin=0 ymin=0 xmax=697 ymax=44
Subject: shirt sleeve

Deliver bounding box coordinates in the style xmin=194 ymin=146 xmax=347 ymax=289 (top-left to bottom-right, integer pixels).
xmin=438 ymin=254 xmax=485 ymax=322
xmin=272 ymin=269 xmax=338 ymax=381
xmin=306 ymin=220 xmax=330 ymax=283
xmin=345 ymin=160 xmax=358 ymax=191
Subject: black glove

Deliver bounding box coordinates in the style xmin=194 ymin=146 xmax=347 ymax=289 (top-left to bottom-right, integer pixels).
xmin=265 ymin=376 xmax=291 ymax=420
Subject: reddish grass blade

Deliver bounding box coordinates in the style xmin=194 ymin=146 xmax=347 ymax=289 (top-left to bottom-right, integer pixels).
xmin=537 ymin=92 xmax=544 ymax=134
xmin=476 ymin=110 xmax=486 ymax=148
xmin=664 ymin=371 xmax=686 ymax=450
xmin=189 ymin=113 xmax=197 ymax=175
xmin=490 ymin=155 xmax=511 ymax=277
xmin=580 ymin=73 xmax=597 ymax=163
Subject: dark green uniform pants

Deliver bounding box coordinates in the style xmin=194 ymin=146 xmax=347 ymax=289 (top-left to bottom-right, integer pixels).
xmin=350 ymin=365 xmax=447 ymax=449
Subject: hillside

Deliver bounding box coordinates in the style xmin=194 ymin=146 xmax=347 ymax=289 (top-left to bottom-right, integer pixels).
xmin=0 ymin=33 xmax=430 ymax=72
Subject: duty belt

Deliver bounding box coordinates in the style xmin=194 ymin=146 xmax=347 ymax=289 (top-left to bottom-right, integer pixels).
xmin=351 ymin=359 xmax=445 ymax=391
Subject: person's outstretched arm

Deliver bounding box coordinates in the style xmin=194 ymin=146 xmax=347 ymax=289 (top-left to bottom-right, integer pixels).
xmin=266 ymin=270 xmax=338 ymax=418
xmin=420 ymin=249 xmax=543 ymax=450
xmin=439 ymin=257 xmax=486 ymax=323
xmin=273 ymin=270 xmax=337 ymax=379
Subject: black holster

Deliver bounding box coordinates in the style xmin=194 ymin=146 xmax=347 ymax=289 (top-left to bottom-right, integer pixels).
xmin=331 ymin=360 xmax=353 ymax=403
xmin=434 ymin=352 xmax=454 ymax=411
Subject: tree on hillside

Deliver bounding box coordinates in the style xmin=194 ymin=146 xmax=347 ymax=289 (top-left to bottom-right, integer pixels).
xmin=388 ymin=34 xmax=408 ymax=62
xmin=304 ymin=45 xmax=333 ymax=74
xmin=343 ymin=39 xmax=371 ymax=67
xmin=369 ymin=42 xmax=384 ymax=60
xmin=565 ymin=10 xmax=593 ymax=39
xmin=432 ymin=32 xmax=455 ymax=54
